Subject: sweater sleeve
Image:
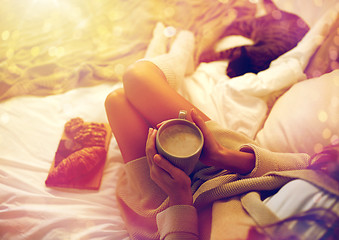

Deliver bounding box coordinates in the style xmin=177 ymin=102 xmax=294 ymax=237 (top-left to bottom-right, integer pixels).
xmin=156 ymin=205 xmax=199 ymax=240
xmin=239 ymin=144 xmax=310 ymax=178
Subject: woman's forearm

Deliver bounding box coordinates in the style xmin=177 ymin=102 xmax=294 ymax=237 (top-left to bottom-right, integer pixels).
xmin=213 ymin=146 xmax=255 ymax=175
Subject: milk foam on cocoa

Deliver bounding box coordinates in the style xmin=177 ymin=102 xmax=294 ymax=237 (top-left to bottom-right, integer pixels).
xmin=159 ymin=124 xmax=201 ymax=157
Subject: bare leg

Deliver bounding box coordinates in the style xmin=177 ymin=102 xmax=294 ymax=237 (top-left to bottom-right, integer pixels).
xmin=105 ymin=29 xmax=209 ymax=163
xmin=123 ymin=60 xmax=210 ymax=127
xmin=105 ymin=61 xmax=209 ymax=163
xmin=105 ymin=88 xmax=150 ymax=163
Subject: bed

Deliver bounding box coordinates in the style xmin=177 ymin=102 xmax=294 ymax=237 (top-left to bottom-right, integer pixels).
xmin=1 ymin=0 xmax=338 ymax=239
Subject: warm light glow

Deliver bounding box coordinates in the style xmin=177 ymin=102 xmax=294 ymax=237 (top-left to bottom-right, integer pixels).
xmin=32 ymin=0 xmax=60 ymax=8
xmin=331 ymin=135 xmax=339 ymax=145
xmin=313 ymin=0 xmax=324 ymax=7
xmin=318 ymin=110 xmax=328 ymax=122
xmin=30 ymin=46 xmax=40 ymax=57
xmin=1 ymin=31 xmax=10 ymax=41
xmin=0 ymin=113 xmax=10 ymax=125
xmin=314 ymin=143 xmax=323 ymax=153
xmin=164 ymin=6 xmax=175 ymax=18
xmin=163 ymin=26 xmax=176 ymax=38
xmin=334 ymin=76 xmax=339 ymax=86
xmin=322 ymin=128 xmax=332 ymax=139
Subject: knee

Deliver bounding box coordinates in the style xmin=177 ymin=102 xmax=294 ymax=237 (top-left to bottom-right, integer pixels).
xmin=122 ymin=61 xmax=157 ymax=91
xmin=105 ymin=88 xmax=125 ymax=111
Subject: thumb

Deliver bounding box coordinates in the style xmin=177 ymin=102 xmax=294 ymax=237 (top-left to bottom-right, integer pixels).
xmin=190 ymin=109 xmax=209 ymax=135
xmin=154 ymin=154 xmax=175 ymax=173
xmin=154 ymin=154 xmax=186 ymax=178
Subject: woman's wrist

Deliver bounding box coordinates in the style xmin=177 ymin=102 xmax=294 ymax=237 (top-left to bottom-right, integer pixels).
xmin=215 ymin=147 xmax=255 ymax=175
xmin=169 ymin=194 xmax=193 ymax=206
xmin=168 ymin=183 xmax=193 ymax=206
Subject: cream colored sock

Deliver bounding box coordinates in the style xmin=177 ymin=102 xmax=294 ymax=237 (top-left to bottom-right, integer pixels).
xmin=144 ymin=22 xmax=168 ymax=58
xmin=168 ymin=30 xmax=195 ymax=76
xmin=145 ymin=30 xmax=195 ymax=90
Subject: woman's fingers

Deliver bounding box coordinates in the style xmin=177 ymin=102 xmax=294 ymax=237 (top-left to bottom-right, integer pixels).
xmin=191 ymin=108 xmax=215 ymax=144
xmin=190 ymin=109 xmax=208 ymax=134
xmin=190 ymin=108 xmax=223 ymax=166
xmin=152 ymin=154 xmax=193 ymax=206
xmin=156 ymin=120 xmax=169 ymax=129
xmin=145 ymin=128 xmax=158 ymax=167
xmin=150 ymin=154 xmax=187 ymax=183
xmin=150 ymin=154 xmax=172 ymax=182
xmin=153 ymin=154 xmax=182 ymax=178
xmin=146 ymin=130 xmax=193 ymax=206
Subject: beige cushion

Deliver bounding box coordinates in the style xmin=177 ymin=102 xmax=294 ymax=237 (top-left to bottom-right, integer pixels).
xmin=255 ymin=70 xmax=339 ymax=156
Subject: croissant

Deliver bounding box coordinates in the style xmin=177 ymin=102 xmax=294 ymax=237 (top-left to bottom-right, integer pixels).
xmin=73 ymin=123 xmax=107 ymax=147
xmin=64 ymin=117 xmax=84 ymax=138
xmin=46 ymin=146 xmax=106 ymax=185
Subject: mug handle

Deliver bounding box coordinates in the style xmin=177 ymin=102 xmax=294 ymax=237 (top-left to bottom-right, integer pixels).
xmin=178 ymin=110 xmax=187 ymax=119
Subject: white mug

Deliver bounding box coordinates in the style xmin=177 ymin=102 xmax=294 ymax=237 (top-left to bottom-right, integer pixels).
xmin=156 ymin=110 xmax=204 ymax=175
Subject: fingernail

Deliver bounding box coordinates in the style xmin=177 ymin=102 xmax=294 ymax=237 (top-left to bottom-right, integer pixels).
xmin=154 ymin=154 xmax=161 ymax=163
xmin=191 ymin=108 xmax=197 ymax=115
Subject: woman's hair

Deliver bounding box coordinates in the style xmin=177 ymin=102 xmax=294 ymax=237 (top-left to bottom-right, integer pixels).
xmin=308 ymin=143 xmax=339 ymax=182
xmin=249 ymin=143 xmax=339 ymax=240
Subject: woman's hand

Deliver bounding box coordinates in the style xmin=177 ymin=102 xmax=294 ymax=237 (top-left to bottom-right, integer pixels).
xmin=190 ymin=109 xmax=255 ymax=174
xmin=190 ymin=109 xmax=226 ymax=167
xmin=146 ymin=128 xmax=193 ymax=206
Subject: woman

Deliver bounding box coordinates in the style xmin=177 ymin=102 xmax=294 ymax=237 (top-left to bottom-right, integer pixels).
xmin=105 ymin=29 xmax=339 ymax=240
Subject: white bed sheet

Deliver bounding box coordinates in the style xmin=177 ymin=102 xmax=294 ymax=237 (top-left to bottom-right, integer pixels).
xmin=0 ymin=83 xmax=130 ymax=240
xmin=0 ymin=2 xmax=338 ymax=239
xmin=179 ymin=2 xmax=338 ymax=139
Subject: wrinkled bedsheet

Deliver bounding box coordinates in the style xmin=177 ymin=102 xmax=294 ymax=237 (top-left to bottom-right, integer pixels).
xmin=0 ymin=82 xmax=133 ymax=239
xmin=1 ymin=0 xmax=338 ymax=239
xmin=0 ymin=0 xmax=255 ymax=101
xmin=180 ymin=4 xmax=339 ymax=138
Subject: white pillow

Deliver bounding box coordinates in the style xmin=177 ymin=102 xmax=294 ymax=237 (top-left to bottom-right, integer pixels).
xmin=273 ymin=0 xmax=337 ymax=27
xmin=255 ymin=70 xmax=339 ymax=156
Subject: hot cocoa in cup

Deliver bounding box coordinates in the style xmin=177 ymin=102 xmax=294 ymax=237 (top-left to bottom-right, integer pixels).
xmin=156 ymin=110 xmax=204 ymax=175
xmin=159 ymin=124 xmax=202 ymax=156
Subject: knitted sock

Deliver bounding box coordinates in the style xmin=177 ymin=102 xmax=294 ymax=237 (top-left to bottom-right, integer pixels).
xmin=144 ymin=22 xmax=168 ymax=58
xmin=146 ymin=30 xmax=195 ymax=90
xmin=168 ymin=30 xmax=195 ymax=76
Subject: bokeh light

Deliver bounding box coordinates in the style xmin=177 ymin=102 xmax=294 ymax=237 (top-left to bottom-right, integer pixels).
xmin=163 ymin=7 xmax=176 ymax=18
xmin=163 ymin=26 xmax=177 ymax=38
xmin=113 ymin=64 xmax=125 ymax=78
xmin=331 ymin=135 xmax=339 ymax=145
xmin=318 ymin=110 xmax=328 ymax=123
xmin=322 ymin=128 xmax=332 ymax=139
xmin=313 ymin=0 xmax=324 ymax=7
xmin=314 ymin=143 xmax=324 ymax=153
xmin=2 ymin=31 xmax=10 ymax=41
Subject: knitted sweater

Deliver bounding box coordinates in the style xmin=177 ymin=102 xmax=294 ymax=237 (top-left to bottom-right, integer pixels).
xmin=116 ymin=120 xmax=339 ymax=240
